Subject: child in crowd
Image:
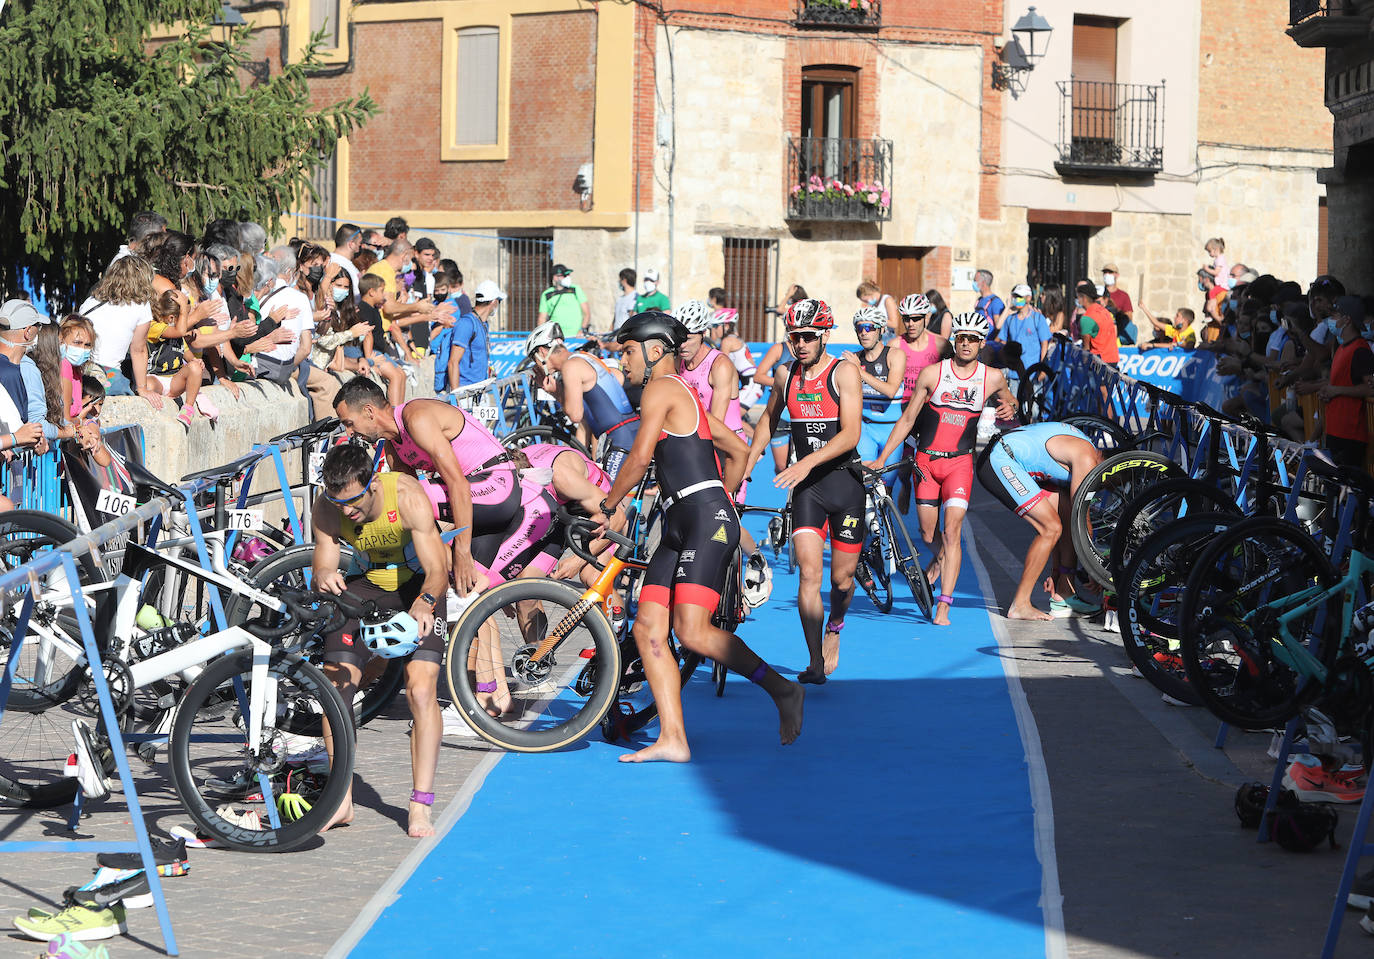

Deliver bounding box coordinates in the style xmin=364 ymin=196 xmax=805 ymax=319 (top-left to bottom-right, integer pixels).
xmin=1201 ymin=238 xmax=1230 ymax=322
xmin=1138 ymin=304 xmax=1200 ymax=350
xmin=73 ymin=375 xmax=133 ymax=493
xmin=146 ymin=290 xmax=205 ymax=428
xmin=58 ymin=314 xmax=95 ymax=426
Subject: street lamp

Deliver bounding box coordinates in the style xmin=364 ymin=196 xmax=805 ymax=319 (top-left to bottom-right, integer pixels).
xmin=993 ymin=6 xmax=1054 ymax=94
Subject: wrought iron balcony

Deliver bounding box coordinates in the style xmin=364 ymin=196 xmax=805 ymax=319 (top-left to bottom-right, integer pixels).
xmin=795 ymin=0 xmax=880 ymax=30
xmin=1287 ymin=0 xmax=1367 ymax=47
xmin=786 ymin=137 xmax=893 ymax=223
xmin=1054 ymin=80 xmax=1164 ymax=178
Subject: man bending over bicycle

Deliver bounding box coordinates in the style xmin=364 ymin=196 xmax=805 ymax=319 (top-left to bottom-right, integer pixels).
xmin=745 ymin=299 xmax=864 ymax=681
xmin=592 ymin=310 xmax=804 ymax=762
xmin=525 ymin=321 xmax=640 ymax=478
xmin=974 ymin=422 xmax=1102 ymax=621
xmin=312 ymin=443 xmax=450 ymax=838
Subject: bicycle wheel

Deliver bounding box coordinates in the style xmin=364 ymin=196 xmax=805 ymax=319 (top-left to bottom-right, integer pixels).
xmin=712 ymin=660 xmax=727 ymax=697
xmin=168 ymin=649 xmax=352 ymax=852
xmin=0 ymin=511 xmax=114 ymax=809
xmin=501 ymin=425 xmax=592 ymax=462
xmin=1062 ymin=413 xmax=1131 ymax=454
xmin=606 ymin=634 xmax=700 ymax=740
xmin=1070 ymin=451 xmax=1184 ymax=589
xmin=1017 ymin=364 xmax=1056 ymax=424
xmin=1108 ymin=477 xmax=1242 ymax=588
xmin=223 ymin=544 xmax=406 ymax=729
xmin=445 ymin=578 xmax=621 ymax=752
xmin=856 ymin=528 xmax=894 ymax=614
xmin=1177 ymin=517 xmax=1341 ymax=730
xmin=881 ymin=501 xmax=933 ymax=620
xmin=1117 ymin=513 xmax=1241 ymax=705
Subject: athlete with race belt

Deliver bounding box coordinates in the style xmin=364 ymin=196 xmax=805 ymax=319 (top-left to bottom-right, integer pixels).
xmin=869 ymin=312 xmax=1016 ymax=625
xmin=746 ymin=299 xmax=865 ymax=681
xmin=843 ymin=305 xmax=907 ymax=469
xmin=592 ymin=311 xmax=804 ymax=763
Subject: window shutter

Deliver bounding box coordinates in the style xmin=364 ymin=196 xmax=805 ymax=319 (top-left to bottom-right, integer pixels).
xmin=457 ymin=27 xmax=500 ymax=147
xmin=1071 ymin=18 xmax=1117 ymax=83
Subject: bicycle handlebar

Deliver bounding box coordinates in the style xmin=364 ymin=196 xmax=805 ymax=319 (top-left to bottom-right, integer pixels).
xmin=555 ymin=505 xmax=638 ymax=569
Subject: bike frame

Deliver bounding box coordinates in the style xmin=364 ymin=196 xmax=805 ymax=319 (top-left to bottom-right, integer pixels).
xmin=1263 ymin=547 xmax=1374 ymax=686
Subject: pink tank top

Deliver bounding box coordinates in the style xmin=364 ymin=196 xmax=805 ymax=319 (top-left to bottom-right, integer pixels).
xmin=389 ymin=400 xmax=506 ymax=475
xmin=521 ymin=443 xmax=611 ymax=503
xmin=896 ymin=334 xmax=943 ymax=401
xmin=678 ymin=346 xmax=744 ymax=433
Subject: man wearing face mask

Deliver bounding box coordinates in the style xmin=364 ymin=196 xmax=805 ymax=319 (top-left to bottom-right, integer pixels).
xmin=0 ymin=301 xmax=50 ymax=454
xmin=1316 ymin=296 xmax=1374 ymax=469
xmin=537 ymin=264 xmax=591 ymax=338
xmin=991 ymin=283 xmax=1050 ymax=393
xmin=1100 ymin=264 xmax=1133 ymax=329
xmin=409 ymin=238 xmax=441 ymax=352
xmin=635 ymin=267 xmax=670 ymax=316
xmin=433 ymin=281 xmax=501 ymax=392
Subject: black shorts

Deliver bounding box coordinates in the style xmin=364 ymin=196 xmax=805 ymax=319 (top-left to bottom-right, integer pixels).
xmin=324 ymin=575 xmax=444 ymax=668
xmin=641 ymin=492 xmax=739 ymax=612
xmin=792 ymin=466 xmax=864 ymax=554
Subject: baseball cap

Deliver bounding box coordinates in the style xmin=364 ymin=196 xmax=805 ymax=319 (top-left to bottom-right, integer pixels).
xmin=1011 ymin=283 xmax=1032 ymax=298
xmin=0 ymin=299 xmax=45 ymax=329
xmin=644 ymin=267 xmax=659 ymax=282
xmin=551 ymin=263 xmax=572 ymax=276
xmin=1333 ymin=295 xmax=1366 ymax=327
xmin=473 ymin=280 xmax=506 ymax=303
xmin=1100 ymin=263 xmax=1119 ymax=274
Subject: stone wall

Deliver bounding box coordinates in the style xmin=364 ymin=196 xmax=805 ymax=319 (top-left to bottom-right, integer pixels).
xmin=100 ymin=358 xmax=438 ymax=492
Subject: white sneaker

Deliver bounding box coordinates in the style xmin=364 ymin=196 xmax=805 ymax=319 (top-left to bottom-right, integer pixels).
xmin=441 ymin=705 xmax=477 ymax=737
xmin=446 ymin=589 xmax=478 ymax=622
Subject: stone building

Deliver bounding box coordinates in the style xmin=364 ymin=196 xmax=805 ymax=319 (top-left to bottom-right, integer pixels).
xmin=1287 ymin=0 xmax=1374 ymax=285
xmin=220 ymin=0 xmax=1329 ymax=342
xmin=981 ymin=0 xmax=1331 ymax=332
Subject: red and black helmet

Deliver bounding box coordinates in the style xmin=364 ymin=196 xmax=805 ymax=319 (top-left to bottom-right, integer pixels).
xmin=784 ymin=298 xmax=834 ymax=333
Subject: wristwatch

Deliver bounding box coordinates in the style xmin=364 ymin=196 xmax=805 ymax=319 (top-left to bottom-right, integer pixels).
xmin=599 ymin=497 xmax=615 ymax=516
xmin=419 ymin=592 xmax=438 ymax=609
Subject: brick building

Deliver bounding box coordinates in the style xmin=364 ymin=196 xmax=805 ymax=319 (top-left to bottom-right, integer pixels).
xmin=217 ymin=0 xmax=1329 ymax=341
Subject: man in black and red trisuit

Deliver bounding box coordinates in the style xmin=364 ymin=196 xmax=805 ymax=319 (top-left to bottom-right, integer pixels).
xmin=746 ymin=299 xmax=864 ymax=682
xmin=593 ymin=311 xmax=804 ymax=763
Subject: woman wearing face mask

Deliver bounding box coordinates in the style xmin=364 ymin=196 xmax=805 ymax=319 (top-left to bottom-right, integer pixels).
xmin=312 ymin=273 xmax=374 ymax=378
xmin=57 ymin=314 xmax=96 ymax=427
xmin=855 ymin=279 xmax=900 ymax=334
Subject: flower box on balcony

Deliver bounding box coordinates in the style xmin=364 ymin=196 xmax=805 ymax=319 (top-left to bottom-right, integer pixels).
xmin=788 ymin=176 xmax=891 ymax=222
xmin=785 ymin=137 xmax=893 ymax=222
xmin=795 ymin=0 xmax=881 ymax=30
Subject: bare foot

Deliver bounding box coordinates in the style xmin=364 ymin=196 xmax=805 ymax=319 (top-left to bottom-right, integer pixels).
xmin=926 ymin=559 xmax=941 ymax=587
xmin=407 ymin=801 xmax=435 ymax=838
xmin=479 ymin=686 xmax=516 ymax=718
xmin=774 ymin=681 xmax=805 ymax=745
xmin=619 ymin=737 xmax=691 ymax=763
xmin=320 ymin=797 xmax=354 ymax=832
xmin=933 ymin=601 xmax=952 ymax=626
xmin=1007 ymin=602 xmax=1053 ymax=622
xmin=822 ymin=626 xmax=841 ymax=675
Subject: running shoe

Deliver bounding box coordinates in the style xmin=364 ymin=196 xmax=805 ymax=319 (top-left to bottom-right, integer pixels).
xmin=168 ymin=824 xmax=224 ymax=849
xmin=96 ymin=835 xmax=187 ymax=871
xmin=1064 ymin=593 xmax=1103 ymax=615
xmin=440 ymin=705 xmax=477 ymax=737
xmin=1048 ymin=598 xmax=1075 ymax=619
xmin=13 ymin=903 xmax=127 ymax=942
xmin=1283 ymin=759 xmax=1365 ymax=803
xmin=1349 ymin=867 xmax=1374 ymax=910
xmin=71 ymin=721 xmax=110 ymax=802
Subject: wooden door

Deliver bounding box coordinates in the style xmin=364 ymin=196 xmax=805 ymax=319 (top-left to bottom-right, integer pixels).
xmin=877 ymin=246 xmax=924 ymax=302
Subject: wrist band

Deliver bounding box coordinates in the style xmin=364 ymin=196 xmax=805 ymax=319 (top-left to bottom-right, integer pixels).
xmin=409 ymin=790 xmax=435 ymax=806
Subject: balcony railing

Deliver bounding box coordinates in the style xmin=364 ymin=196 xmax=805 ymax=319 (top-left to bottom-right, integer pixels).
xmin=1054 ymin=80 xmax=1164 ymax=177
xmin=786 ymin=137 xmax=893 ymax=223
xmin=1287 ymin=0 xmax=1367 ymax=47
xmin=795 ymin=0 xmax=881 ymax=30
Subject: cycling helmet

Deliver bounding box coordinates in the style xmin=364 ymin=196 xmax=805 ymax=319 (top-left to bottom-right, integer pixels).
xmin=948 ymin=311 xmax=991 ymax=340
xmin=898 ymin=293 xmax=934 ymax=317
xmin=784 ymin=298 xmax=834 ymax=333
xmin=674 ymin=299 xmax=714 ymax=334
xmin=1268 ymin=788 xmax=1339 ymax=852
xmin=524 ymin=320 xmax=563 ymax=358
xmin=852 ymin=306 xmax=886 ymax=329
xmin=742 ymin=554 xmax=773 ymax=610
xmin=709 ymin=307 xmax=739 ymax=327
xmin=615 ymin=310 xmax=689 ymax=349
xmin=362 ymin=610 xmax=420 ymax=659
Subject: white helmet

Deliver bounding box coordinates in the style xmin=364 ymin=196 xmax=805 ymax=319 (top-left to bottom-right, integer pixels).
xmin=742 ymin=554 xmax=773 ymax=610
xmin=524 ymin=321 xmax=563 ymax=358
xmin=948 ymin=311 xmax=991 ymax=340
xmin=899 ymin=293 xmax=934 ymax=317
xmin=362 ymin=611 xmax=420 ymax=659
xmin=674 ymin=299 xmax=714 ymax=334
xmin=852 ymin=306 xmax=886 ymax=329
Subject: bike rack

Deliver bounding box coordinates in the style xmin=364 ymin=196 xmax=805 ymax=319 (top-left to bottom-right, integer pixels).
xmin=0 ymin=496 xmax=182 ymax=956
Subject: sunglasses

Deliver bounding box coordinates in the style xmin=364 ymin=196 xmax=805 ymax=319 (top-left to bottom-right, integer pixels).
xmin=324 ymin=443 xmax=386 ymax=506
xmin=853 ymin=323 xmax=880 ymax=334
xmin=953 ymin=334 xmax=983 ymax=344
xmin=788 ymin=331 xmax=820 ymax=343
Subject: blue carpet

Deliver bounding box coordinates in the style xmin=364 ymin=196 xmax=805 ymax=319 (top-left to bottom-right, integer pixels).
xmin=352 ymin=468 xmax=1048 ymax=959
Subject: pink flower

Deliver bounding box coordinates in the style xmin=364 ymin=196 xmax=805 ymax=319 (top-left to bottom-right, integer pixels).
xmin=866 ymin=191 xmax=878 ymax=203
xmin=843 ymin=184 xmax=855 ymax=196
xmin=809 ymin=174 xmax=823 ymax=188
xmin=791 ymin=184 xmax=802 ymax=195
xmin=880 ymin=190 xmax=891 ymax=206
xmin=871 ymin=180 xmax=883 ymax=190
